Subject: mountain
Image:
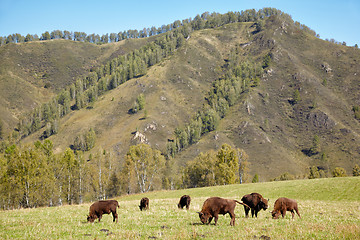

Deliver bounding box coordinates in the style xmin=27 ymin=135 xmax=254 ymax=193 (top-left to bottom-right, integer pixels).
xmin=1 ymin=12 xmax=359 ymax=181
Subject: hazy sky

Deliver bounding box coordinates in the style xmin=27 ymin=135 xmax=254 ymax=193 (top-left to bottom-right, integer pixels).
xmin=0 ymin=0 xmax=359 ymax=46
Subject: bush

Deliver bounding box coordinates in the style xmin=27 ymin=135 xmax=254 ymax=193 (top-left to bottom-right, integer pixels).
xmin=271 ymin=172 xmax=295 ymax=181
xmin=332 ymin=167 xmax=347 ymax=177
xmin=353 ymin=164 xmax=360 ymax=176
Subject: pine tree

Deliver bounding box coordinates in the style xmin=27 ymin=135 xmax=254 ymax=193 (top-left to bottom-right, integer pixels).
xmin=310 ymin=135 xmax=321 ymax=155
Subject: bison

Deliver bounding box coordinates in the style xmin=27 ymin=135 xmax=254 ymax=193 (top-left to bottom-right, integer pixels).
xmin=241 ymin=192 xmax=269 ymax=218
xmin=139 ymin=197 xmax=149 ymax=211
xmin=271 ymin=197 xmax=301 ymax=219
xmin=87 ymin=200 xmax=119 ymax=223
xmin=198 ymin=197 xmax=249 ymax=226
xmin=178 ymin=195 xmax=191 ymax=210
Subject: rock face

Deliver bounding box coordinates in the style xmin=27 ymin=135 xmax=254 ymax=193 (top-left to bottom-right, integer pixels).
xmin=306 ymin=111 xmax=335 ymax=129
xmin=133 ymin=131 xmax=148 ymax=144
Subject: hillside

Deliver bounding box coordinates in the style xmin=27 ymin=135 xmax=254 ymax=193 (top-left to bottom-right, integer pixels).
xmin=0 ymin=37 xmax=153 ymax=135
xmin=176 ymin=16 xmax=360 ymax=179
xmin=1 ymin=12 xmax=360 ymax=181
xmin=1 ymin=177 xmax=359 ymax=239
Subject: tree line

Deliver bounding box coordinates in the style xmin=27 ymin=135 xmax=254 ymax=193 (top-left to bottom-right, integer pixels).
xmin=0 ymin=139 xmax=250 ymax=210
xmin=1 ymin=8 xmax=319 ymax=46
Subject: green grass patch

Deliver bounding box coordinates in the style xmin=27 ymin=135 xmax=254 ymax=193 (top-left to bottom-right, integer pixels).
xmin=1 ymin=177 xmax=359 ymax=239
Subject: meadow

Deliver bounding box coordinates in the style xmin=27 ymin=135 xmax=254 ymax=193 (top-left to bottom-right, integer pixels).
xmin=1 ymin=177 xmax=359 ymax=239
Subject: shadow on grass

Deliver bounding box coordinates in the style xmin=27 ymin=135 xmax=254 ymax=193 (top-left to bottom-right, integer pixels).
xmin=190 ymin=222 xmax=216 ymax=226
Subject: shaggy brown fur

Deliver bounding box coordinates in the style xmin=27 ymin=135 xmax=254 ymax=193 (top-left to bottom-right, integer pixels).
xmin=271 ymin=197 xmax=301 ymax=219
xmin=241 ymin=192 xmax=269 ymax=218
xmin=198 ymin=197 xmax=249 ymax=226
xmin=87 ymin=200 xmax=119 ymax=223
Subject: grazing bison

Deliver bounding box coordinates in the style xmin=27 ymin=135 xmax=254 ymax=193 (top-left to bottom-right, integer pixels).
xmin=178 ymin=195 xmax=191 ymax=210
xmin=198 ymin=197 xmax=249 ymax=226
xmin=87 ymin=200 xmax=119 ymax=223
xmin=241 ymin=192 xmax=269 ymax=218
xmin=139 ymin=197 xmax=149 ymax=211
xmin=271 ymin=197 xmax=301 ymax=219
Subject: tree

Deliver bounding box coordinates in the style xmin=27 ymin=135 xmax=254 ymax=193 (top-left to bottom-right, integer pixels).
xmin=41 ymin=31 xmax=51 ymax=40
xmin=309 ymin=166 xmax=320 ymax=179
xmin=183 ymin=144 xmax=249 ymax=187
xmin=215 ymin=144 xmax=239 ymax=185
xmin=183 ymin=151 xmax=217 ymax=188
xmin=310 ymin=135 xmax=321 ymax=155
xmin=237 ymin=148 xmax=249 ymax=184
xmin=352 ymin=164 xmax=360 ymax=176
xmin=106 ymin=171 xmax=121 ymax=198
xmin=262 ymin=53 xmax=271 ymax=69
xmin=252 ymin=174 xmax=259 ymax=183
xmin=255 ymin=20 xmax=265 ymax=32
xmin=2 ymin=143 xmax=56 ymax=208
xmin=292 ymin=89 xmax=300 ymax=104
xmin=61 ymin=148 xmax=77 ymax=204
xmin=124 ymin=144 xmax=166 ymax=193
xmin=332 ymin=167 xmax=347 ymax=177
xmin=136 ymin=94 xmax=145 ymax=111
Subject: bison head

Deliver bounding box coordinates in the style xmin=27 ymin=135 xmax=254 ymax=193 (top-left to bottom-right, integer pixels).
xmin=198 ymin=212 xmax=210 ymax=224
xmin=87 ymin=215 xmax=96 ymax=223
xmin=271 ymin=210 xmax=280 ymax=219
xmin=260 ymin=198 xmax=269 ymax=211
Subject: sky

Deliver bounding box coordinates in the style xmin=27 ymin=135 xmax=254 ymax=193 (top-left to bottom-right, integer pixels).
xmin=0 ymin=0 xmax=359 ymax=46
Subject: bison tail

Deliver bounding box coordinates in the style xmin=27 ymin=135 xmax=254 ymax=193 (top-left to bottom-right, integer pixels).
xmin=235 ymin=200 xmax=250 ymax=209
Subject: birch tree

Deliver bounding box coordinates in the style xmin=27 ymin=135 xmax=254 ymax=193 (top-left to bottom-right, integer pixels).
xmin=125 ymin=144 xmax=165 ymax=193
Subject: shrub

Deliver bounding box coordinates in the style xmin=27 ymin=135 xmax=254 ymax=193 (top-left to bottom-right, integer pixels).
xmin=353 ymin=164 xmax=360 ymax=176
xmin=332 ymin=167 xmax=347 ymax=177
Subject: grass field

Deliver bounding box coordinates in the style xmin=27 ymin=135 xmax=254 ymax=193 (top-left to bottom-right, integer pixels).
xmin=1 ymin=177 xmax=359 ymax=239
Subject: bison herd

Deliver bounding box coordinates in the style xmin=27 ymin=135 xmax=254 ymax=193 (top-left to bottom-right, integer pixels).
xmin=87 ymin=193 xmax=301 ymax=226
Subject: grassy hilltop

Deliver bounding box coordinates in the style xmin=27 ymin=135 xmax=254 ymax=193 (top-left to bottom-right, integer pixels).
xmin=1 ymin=177 xmax=359 ymax=239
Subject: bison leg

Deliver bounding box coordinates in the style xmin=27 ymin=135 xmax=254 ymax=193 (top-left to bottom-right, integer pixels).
xmin=208 ymin=216 xmax=213 ymax=224
xmin=213 ymin=214 xmax=219 ymax=226
xmin=295 ymin=208 xmax=301 ymax=218
xmin=290 ymin=210 xmax=295 ymax=219
xmin=244 ymin=206 xmax=250 ymax=218
xmin=229 ymin=212 xmax=236 ymax=226
xmin=98 ymin=214 xmax=102 ymax=222
xmin=112 ymin=211 xmax=118 ymax=223
xmin=251 ymin=208 xmax=259 ymax=218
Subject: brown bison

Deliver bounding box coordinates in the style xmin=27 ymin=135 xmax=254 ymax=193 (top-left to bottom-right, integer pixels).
xmin=241 ymin=192 xmax=269 ymax=218
xmin=87 ymin=200 xmax=119 ymax=223
xmin=139 ymin=197 xmax=149 ymax=211
xmin=198 ymin=197 xmax=249 ymax=226
xmin=178 ymin=195 xmax=191 ymax=210
xmin=271 ymin=197 xmax=301 ymax=219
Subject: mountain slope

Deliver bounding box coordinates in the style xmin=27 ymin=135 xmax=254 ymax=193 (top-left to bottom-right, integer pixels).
xmin=2 ymin=15 xmax=360 ymax=181
xmin=0 ymin=37 xmax=153 ymax=135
